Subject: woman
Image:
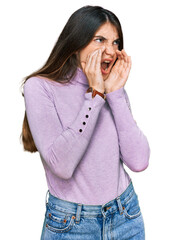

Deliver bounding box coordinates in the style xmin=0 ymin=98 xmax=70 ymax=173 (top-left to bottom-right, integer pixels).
xmin=21 ymin=5 xmax=150 ymax=240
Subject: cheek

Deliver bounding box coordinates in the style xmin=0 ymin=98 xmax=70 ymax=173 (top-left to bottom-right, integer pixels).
xmin=79 ymin=50 xmax=88 ymax=62
xmin=79 ymin=45 xmax=98 ymax=62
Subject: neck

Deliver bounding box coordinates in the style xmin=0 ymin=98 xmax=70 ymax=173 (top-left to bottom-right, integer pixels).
xmin=72 ymin=67 xmax=89 ymax=86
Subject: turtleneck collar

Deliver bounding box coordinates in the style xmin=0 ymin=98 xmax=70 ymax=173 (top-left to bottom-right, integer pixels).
xmin=72 ymin=67 xmax=89 ymax=86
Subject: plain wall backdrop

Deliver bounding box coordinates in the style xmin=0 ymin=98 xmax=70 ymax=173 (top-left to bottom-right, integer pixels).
xmin=0 ymin=0 xmax=168 ymax=239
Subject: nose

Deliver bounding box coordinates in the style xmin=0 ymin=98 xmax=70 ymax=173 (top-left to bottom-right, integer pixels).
xmin=104 ymin=44 xmax=116 ymax=57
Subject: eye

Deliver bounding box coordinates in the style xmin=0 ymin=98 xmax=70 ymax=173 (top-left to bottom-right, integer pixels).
xmin=94 ymin=38 xmax=104 ymax=43
xmin=113 ymin=39 xmax=120 ymax=45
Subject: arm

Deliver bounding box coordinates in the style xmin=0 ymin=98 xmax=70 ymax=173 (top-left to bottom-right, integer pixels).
xmin=24 ymin=77 xmax=105 ymax=180
xmin=106 ymin=87 xmax=150 ymax=172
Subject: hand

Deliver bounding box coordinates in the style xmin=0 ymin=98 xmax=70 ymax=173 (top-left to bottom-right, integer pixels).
xmin=104 ymin=49 xmax=132 ymax=93
xmin=80 ymin=47 xmax=105 ymax=94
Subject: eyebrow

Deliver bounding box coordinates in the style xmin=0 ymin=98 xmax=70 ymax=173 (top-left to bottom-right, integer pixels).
xmin=94 ymin=35 xmax=106 ymax=40
xmin=94 ymin=35 xmax=120 ymax=41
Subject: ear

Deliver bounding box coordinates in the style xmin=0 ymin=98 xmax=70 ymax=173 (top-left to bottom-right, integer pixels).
xmin=80 ymin=61 xmax=86 ymax=72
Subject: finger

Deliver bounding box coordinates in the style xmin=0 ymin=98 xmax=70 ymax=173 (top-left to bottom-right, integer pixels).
xmin=101 ymin=46 xmax=106 ymax=53
xmin=85 ymin=50 xmax=98 ymax=71
xmin=90 ymin=49 xmax=100 ymax=58
xmin=116 ymin=50 xmax=123 ymax=60
xmin=113 ymin=58 xmax=121 ymax=71
xmin=123 ymin=60 xmax=128 ymax=70
xmin=118 ymin=59 xmax=126 ymax=74
xmin=115 ymin=51 xmax=127 ymax=74
xmin=126 ymin=56 xmax=132 ymax=72
xmin=109 ymin=58 xmax=121 ymax=77
xmin=119 ymin=50 xmax=128 ymax=69
xmin=125 ymin=56 xmax=132 ymax=71
xmin=96 ymin=49 xmax=102 ymax=71
xmin=90 ymin=50 xmax=99 ymax=70
xmin=111 ymin=51 xmax=122 ymax=71
xmin=123 ymin=56 xmax=132 ymax=78
xmin=128 ymin=56 xmax=132 ymax=66
xmin=121 ymin=49 xmax=128 ymax=63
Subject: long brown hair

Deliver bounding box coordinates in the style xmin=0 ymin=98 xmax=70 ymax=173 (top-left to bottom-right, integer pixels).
xmin=20 ymin=5 xmax=124 ymax=152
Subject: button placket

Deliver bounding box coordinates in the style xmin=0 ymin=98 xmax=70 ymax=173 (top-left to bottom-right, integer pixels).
xmin=78 ymin=106 xmax=92 ymax=133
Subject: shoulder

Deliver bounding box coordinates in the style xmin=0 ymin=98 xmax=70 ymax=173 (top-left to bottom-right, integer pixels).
xmin=24 ymin=76 xmax=52 ymax=90
xmin=24 ymin=76 xmax=55 ymax=100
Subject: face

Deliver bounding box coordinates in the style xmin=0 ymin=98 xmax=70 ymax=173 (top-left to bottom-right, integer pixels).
xmin=77 ymin=22 xmax=120 ymax=80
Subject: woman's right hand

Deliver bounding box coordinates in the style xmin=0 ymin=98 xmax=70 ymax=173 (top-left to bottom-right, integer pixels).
xmin=80 ymin=48 xmax=105 ymax=94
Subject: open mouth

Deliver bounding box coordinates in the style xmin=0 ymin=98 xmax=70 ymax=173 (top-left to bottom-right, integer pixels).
xmin=101 ymin=58 xmax=114 ymax=75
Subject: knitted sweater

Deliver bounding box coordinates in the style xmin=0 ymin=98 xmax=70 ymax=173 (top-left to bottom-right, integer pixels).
xmin=23 ymin=67 xmax=150 ymax=205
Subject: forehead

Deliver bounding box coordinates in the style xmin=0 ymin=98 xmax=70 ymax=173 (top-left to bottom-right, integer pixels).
xmin=95 ymin=22 xmax=119 ymax=38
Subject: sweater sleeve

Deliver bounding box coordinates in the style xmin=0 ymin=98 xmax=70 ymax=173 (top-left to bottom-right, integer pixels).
xmin=23 ymin=77 xmax=105 ymax=180
xmin=105 ymin=87 xmax=150 ymax=172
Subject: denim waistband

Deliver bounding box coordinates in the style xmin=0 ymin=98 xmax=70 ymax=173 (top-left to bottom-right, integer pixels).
xmin=46 ymin=180 xmax=135 ymax=219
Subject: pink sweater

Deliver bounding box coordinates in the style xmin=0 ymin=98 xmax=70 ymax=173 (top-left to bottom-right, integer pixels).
xmin=24 ymin=67 xmax=150 ymax=205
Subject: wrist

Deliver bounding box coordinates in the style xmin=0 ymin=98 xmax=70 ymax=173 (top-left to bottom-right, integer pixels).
xmin=105 ymin=86 xmax=124 ymax=93
xmin=105 ymin=88 xmax=116 ymax=94
xmin=86 ymin=87 xmax=106 ymax=100
xmin=91 ymin=85 xmax=104 ymax=94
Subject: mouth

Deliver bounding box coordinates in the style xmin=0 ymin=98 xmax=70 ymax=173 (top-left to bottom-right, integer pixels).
xmin=101 ymin=58 xmax=114 ymax=75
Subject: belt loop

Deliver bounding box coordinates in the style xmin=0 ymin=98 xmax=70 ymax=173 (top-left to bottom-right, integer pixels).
xmin=116 ymin=197 xmax=124 ymax=215
xmin=75 ymin=204 xmax=82 ymax=224
xmin=45 ymin=190 xmax=49 ymax=205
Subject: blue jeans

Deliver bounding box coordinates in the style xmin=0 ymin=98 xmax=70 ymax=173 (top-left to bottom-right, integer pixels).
xmin=41 ymin=180 xmax=145 ymax=239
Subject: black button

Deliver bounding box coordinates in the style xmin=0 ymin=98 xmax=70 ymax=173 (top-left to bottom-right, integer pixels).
xmin=79 ymin=129 xmax=83 ymax=132
xmin=88 ymin=107 xmax=91 ymax=111
xmin=83 ymin=122 xmax=86 ymax=125
xmin=104 ymin=207 xmax=107 ymax=212
xmin=85 ymin=115 xmax=89 ymax=118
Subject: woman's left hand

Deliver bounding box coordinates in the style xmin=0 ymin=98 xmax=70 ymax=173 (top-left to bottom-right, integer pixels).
xmin=104 ymin=49 xmax=132 ymax=93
